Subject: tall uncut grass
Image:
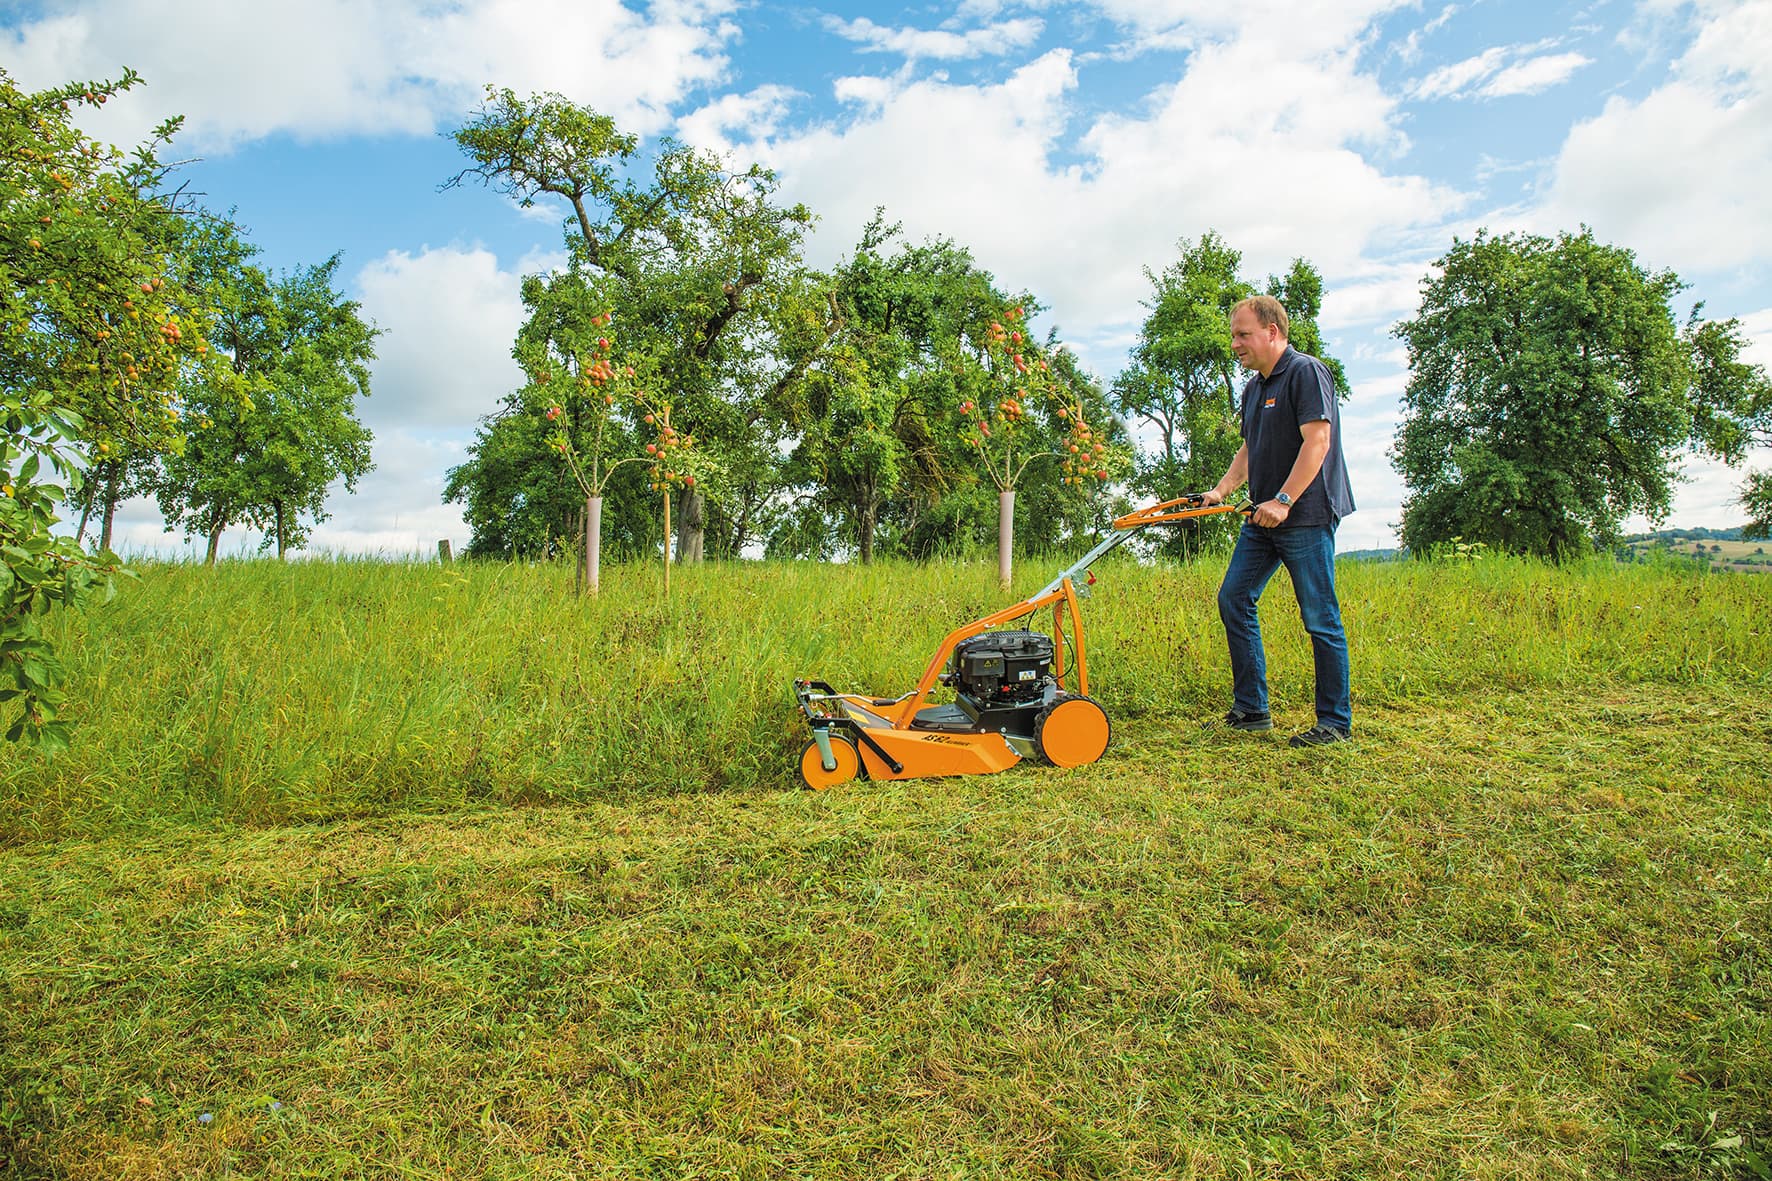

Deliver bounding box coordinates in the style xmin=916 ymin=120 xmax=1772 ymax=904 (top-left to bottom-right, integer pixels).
xmin=1 ymin=552 xmax=1767 ymax=842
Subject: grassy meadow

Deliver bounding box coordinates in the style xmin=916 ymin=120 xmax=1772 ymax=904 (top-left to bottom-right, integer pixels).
xmin=1627 ymin=539 xmax=1772 ymax=575
xmin=1 ymin=553 xmax=1768 ymax=1177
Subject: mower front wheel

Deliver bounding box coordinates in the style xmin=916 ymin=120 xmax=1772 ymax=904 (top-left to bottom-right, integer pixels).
xmin=799 ymin=735 xmax=861 ymax=790
xmin=1034 ymin=695 xmax=1111 ymax=768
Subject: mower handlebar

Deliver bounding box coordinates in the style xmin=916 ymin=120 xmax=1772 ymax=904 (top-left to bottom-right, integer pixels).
xmin=1028 ymin=495 xmax=1248 ymax=601
xmin=1111 ymin=494 xmax=1250 ymax=530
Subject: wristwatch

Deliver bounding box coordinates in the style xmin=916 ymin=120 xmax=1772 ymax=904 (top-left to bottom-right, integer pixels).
xmin=1275 ymin=491 xmax=1293 ymax=506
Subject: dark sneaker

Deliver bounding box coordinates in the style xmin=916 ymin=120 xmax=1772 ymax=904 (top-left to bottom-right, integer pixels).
xmin=1288 ymin=724 xmax=1352 ymax=748
xmin=1222 ymin=708 xmax=1273 ymax=732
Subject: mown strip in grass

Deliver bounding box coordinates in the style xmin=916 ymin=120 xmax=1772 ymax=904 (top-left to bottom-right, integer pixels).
xmin=2 ymin=682 xmax=1767 ymax=1178
xmin=2 ymin=554 xmax=1767 ymax=841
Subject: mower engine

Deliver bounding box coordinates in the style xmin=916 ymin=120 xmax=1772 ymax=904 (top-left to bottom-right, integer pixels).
xmin=948 ymin=629 xmax=1053 ymax=705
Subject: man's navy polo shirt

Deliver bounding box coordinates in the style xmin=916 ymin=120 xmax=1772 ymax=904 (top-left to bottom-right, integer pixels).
xmin=1238 ymin=346 xmax=1355 ymax=528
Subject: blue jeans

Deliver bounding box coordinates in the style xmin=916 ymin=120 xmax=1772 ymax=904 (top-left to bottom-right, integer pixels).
xmin=1217 ymin=522 xmax=1351 ymax=733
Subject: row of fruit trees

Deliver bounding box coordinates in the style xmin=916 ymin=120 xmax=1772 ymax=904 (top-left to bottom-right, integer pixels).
xmin=541 ymin=302 xmax=1115 ymax=594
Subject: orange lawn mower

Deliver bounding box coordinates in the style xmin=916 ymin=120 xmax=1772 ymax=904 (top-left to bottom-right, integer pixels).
xmin=792 ymin=494 xmax=1251 ymax=788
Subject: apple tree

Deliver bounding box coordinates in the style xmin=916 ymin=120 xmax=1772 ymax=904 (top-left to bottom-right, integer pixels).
xmin=959 ymin=303 xmax=1123 ymax=586
xmin=444 ymin=272 xmax=684 ymax=564
xmin=1 ymin=67 xmax=214 ymax=748
xmin=445 ymin=87 xmax=811 ymax=562
xmin=771 ymin=217 xmax=1001 ymax=563
xmin=519 ymin=274 xmax=704 ymax=591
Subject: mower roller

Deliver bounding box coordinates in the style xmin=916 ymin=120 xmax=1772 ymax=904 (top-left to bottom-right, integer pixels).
xmin=792 ymin=494 xmax=1248 ymax=788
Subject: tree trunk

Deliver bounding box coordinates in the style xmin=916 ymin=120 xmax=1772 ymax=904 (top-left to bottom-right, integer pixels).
xmin=676 ymin=488 xmax=705 ymax=563
xmin=206 ymin=518 xmax=225 ymax=566
xmin=275 ymin=500 xmax=287 ymax=559
xmin=75 ymin=501 xmax=93 ymax=546
xmin=998 ymin=489 xmax=1015 ymax=589
xmin=731 ymin=493 xmax=754 ymax=558
xmin=859 ymin=502 xmax=876 ymax=565
xmin=95 ymin=462 xmax=123 ymax=553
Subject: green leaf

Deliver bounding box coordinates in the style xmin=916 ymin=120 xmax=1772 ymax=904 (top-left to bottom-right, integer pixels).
xmin=35 ymin=720 xmax=72 ymax=756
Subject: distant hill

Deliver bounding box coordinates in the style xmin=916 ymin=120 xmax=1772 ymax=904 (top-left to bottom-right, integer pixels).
xmin=1621 ymin=525 xmax=1746 ymax=543
xmin=1620 ymin=527 xmax=1770 ymax=574
xmin=1333 ymin=529 xmax=1769 ymax=573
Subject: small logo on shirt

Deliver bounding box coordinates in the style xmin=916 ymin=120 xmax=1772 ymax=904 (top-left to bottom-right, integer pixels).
xmin=1263 ymin=398 xmax=1276 ymax=408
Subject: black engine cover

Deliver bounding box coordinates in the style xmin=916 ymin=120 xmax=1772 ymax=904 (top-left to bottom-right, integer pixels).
xmin=950 ymin=629 xmax=1053 ymax=705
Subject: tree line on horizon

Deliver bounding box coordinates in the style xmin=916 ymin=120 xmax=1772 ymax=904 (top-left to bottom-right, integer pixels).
xmin=436 ymin=88 xmax=1771 ymax=566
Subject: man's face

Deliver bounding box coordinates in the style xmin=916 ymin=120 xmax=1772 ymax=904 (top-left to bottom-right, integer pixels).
xmin=1229 ymin=307 xmax=1283 ymax=374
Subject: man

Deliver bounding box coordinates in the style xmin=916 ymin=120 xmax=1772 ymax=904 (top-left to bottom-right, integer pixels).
xmin=1201 ymin=295 xmax=1355 ymax=747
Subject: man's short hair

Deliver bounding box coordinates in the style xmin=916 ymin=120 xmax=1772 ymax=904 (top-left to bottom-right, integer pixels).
xmin=1234 ymin=295 xmax=1290 ymax=338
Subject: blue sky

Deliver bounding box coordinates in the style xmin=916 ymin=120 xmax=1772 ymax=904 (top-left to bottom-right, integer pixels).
xmin=6 ymin=0 xmax=1770 ymax=556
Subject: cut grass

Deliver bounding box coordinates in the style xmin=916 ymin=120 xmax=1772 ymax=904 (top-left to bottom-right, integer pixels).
xmin=3 ymin=681 xmax=1768 ymax=1178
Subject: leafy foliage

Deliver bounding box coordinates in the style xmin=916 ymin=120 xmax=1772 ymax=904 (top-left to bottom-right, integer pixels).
xmin=1681 ymin=314 xmax=1772 ymax=539
xmin=1740 ymin=471 xmax=1772 ymax=541
xmin=445 ymin=87 xmax=811 ymax=561
xmin=1112 ymin=233 xmax=1344 ymax=557
xmin=772 ymin=217 xmax=985 ymax=562
xmin=0 ymin=401 xmax=126 ymax=752
xmin=1392 ymin=228 xmax=1771 ymax=559
xmin=0 ymin=67 xmax=211 ymax=747
xmin=769 ymin=216 xmax=1127 ymax=562
xmin=157 ymin=238 xmax=376 ymax=561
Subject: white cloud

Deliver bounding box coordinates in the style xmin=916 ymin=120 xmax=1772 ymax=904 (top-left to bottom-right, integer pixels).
xmin=752 ymin=33 xmax=1456 ymax=382
xmin=719 ymin=14 xmax=1460 ymax=554
xmin=1410 ymin=45 xmax=1589 ymax=100
xmin=831 ymin=71 xmax=908 ymax=109
xmin=305 ymin=431 xmax=475 ymax=556
xmin=677 ymin=84 xmax=804 ymax=156
xmin=823 ymin=16 xmax=1045 ymax=60
xmin=321 ymin=244 xmax=540 ymax=555
xmin=1 ymin=0 xmax=739 ymax=151
xmin=1078 ymin=0 xmax=1413 ymax=55
xmin=1412 ymin=46 xmax=1511 ymax=99
xmin=1481 ymin=52 xmax=1591 ymax=97
xmin=1321 ymin=266 xmax=1430 ymax=333
xmin=1392 ymin=4 xmax=1466 ymax=67
xmin=353 ymin=245 xmax=530 ymax=432
xmin=1737 ymin=307 xmax=1772 ymax=367
xmin=757 ymin=50 xmax=1083 ymax=268
xmin=1543 ymin=0 xmax=1772 ymax=274
xmin=1328 ymin=385 xmax=1407 ymax=550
